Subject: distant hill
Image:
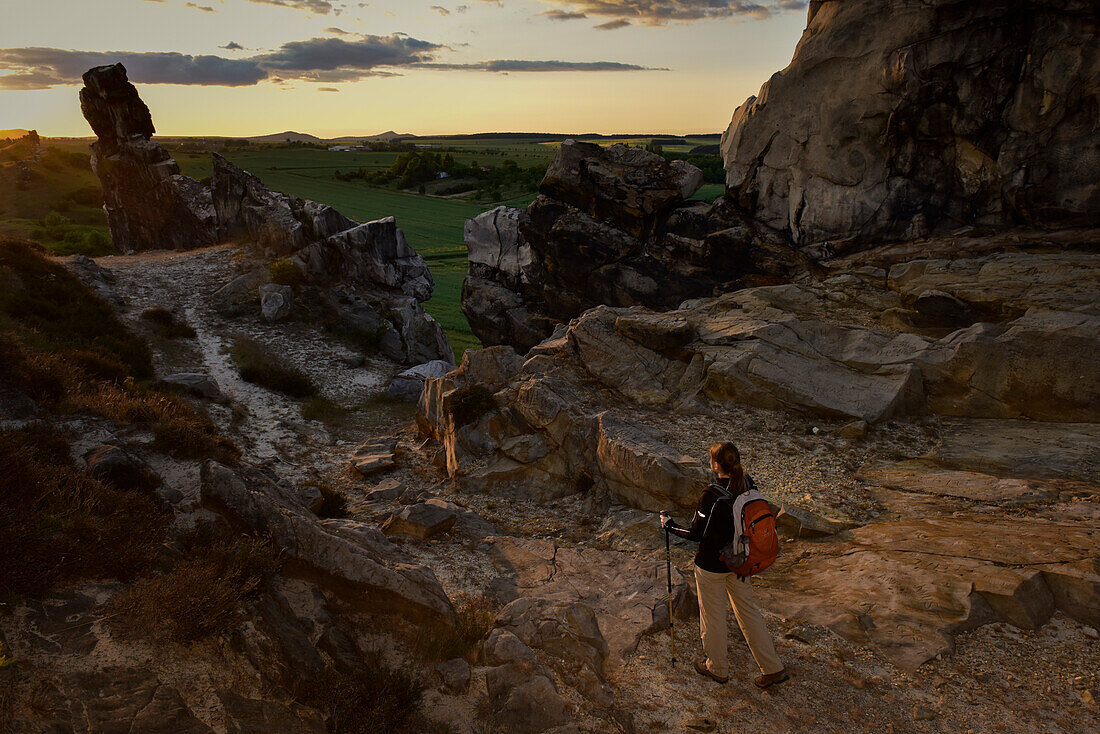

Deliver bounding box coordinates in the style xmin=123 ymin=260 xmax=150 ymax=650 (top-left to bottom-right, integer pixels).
xmin=0 ymin=129 xmax=30 ymax=140
xmin=246 ymin=131 xmax=323 ymax=143
xmin=330 ymin=131 xmax=417 ymax=142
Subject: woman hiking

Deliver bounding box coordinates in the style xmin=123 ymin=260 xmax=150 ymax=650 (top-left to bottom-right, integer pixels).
xmin=661 ymin=441 xmax=788 ymax=688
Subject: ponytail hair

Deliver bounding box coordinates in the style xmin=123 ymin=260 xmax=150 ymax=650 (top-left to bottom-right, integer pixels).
xmin=709 ymin=441 xmax=745 ymax=492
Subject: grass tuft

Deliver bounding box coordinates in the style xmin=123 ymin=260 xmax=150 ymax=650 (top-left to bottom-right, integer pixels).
xmin=107 ymin=537 xmax=280 ymax=644
xmin=298 ymin=657 xmax=429 ymax=734
xmin=231 ymin=337 xmax=317 ymax=398
xmin=414 ymin=593 xmax=497 ymax=663
xmin=141 ymin=307 xmax=197 ymax=339
xmin=268 ymin=258 xmax=305 ymax=287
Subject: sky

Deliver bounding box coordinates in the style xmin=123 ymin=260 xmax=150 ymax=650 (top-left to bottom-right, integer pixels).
xmin=0 ymin=0 xmax=808 ymax=137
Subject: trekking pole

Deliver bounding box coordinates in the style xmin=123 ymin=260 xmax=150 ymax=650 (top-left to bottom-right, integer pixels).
xmin=664 ymin=523 xmax=676 ymax=668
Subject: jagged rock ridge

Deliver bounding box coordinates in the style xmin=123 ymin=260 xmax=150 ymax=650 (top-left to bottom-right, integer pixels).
xmin=462 ymin=140 xmax=807 ymax=352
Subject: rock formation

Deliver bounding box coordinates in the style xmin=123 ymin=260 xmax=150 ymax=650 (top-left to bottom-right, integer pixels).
xmin=462 ymin=141 xmax=807 ymax=352
xmin=721 ymin=0 xmax=1100 ymax=245
xmin=211 ymin=155 xmax=452 ymax=365
xmin=79 ymin=64 xmax=215 ymax=252
xmin=79 ymin=65 xmax=451 ymax=365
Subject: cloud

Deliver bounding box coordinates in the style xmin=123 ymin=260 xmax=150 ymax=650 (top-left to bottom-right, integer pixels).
xmin=247 ymin=0 xmax=340 ymax=14
xmin=220 ymin=41 xmax=245 ymax=50
xmin=317 ymin=86 xmax=339 ymax=91
xmin=486 ymin=1 xmax=805 ymax=24
xmin=430 ymin=5 xmax=450 ymax=15
xmin=539 ymin=9 xmax=586 ymax=20
xmin=0 ymin=48 xmax=267 ymax=88
xmin=593 ymin=18 xmax=630 ymax=29
xmin=253 ymin=35 xmax=441 ymax=82
xmin=0 ymin=33 xmax=665 ymax=90
xmin=184 ymin=2 xmax=216 ymax=11
xmin=416 ymin=59 xmax=663 ymax=72
xmin=323 ymin=27 xmax=352 ymax=34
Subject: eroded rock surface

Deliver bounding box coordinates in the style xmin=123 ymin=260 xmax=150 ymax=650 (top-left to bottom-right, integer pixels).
xmin=721 ymin=0 xmax=1100 ymax=244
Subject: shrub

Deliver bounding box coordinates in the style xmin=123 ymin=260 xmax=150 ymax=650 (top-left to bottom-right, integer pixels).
xmin=107 ymin=537 xmax=280 ymax=643
xmin=298 ymin=657 xmax=426 ymax=734
xmin=447 ymin=385 xmax=496 ymax=427
xmin=141 ymin=307 xmax=197 ymax=339
xmin=302 ymin=396 xmax=349 ymax=424
xmin=414 ymin=594 xmax=497 ymax=663
xmin=0 ymin=238 xmax=152 ymax=379
xmin=231 ymin=337 xmax=317 ymax=398
xmin=0 ymin=424 xmax=168 ymax=599
xmin=268 ymin=258 xmax=304 ymax=287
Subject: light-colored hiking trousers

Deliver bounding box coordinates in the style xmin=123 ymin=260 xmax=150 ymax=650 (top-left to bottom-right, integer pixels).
xmin=694 ymin=565 xmax=783 ymax=678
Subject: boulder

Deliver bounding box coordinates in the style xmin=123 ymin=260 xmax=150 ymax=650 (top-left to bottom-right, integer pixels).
xmin=212 ymin=154 xmax=313 ymax=255
xmin=387 ymin=359 xmax=454 ymax=402
xmin=482 ymin=629 xmax=578 ymax=734
xmin=434 ymin=658 xmax=471 ymax=695
xmin=930 ymin=420 xmax=1100 ymax=481
xmin=595 ymin=412 xmax=704 ymax=511
xmin=60 ymin=668 xmax=212 ymax=734
xmin=721 ymin=0 xmax=1100 ymax=244
xmin=350 ymin=437 xmax=399 ymax=476
xmin=887 ymin=254 xmax=1100 ymax=319
xmin=494 ymin=597 xmax=613 ymax=706
xmin=79 ymin=64 xmax=216 ymax=252
xmin=83 ymin=444 xmax=160 ymax=494
xmin=212 ymin=267 xmax=269 ymax=317
xmin=381 ymin=502 xmax=458 ymax=540
xmin=774 ymin=504 xmax=853 ymax=539
xmin=200 ymin=460 xmax=455 ymax=626
xmin=259 ymin=283 xmax=294 ymax=322
xmin=761 ymin=510 xmax=1097 ymax=671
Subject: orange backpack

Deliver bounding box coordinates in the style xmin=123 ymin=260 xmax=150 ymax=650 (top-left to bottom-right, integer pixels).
xmin=712 ymin=480 xmax=780 ymax=577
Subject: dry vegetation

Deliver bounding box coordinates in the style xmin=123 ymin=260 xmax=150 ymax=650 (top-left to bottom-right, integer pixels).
xmin=0 ymin=424 xmax=168 ymax=599
xmin=0 ymin=237 xmax=238 ymax=601
xmin=231 ymin=335 xmax=317 ymax=398
xmin=107 ymin=535 xmax=280 ymax=643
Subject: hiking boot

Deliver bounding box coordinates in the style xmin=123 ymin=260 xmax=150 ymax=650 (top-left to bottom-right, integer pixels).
xmin=693 ymin=656 xmax=729 ymax=684
xmin=754 ymin=669 xmax=789 ymax=689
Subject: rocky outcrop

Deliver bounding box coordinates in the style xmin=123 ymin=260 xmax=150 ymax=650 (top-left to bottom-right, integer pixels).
xmin=463 ymin=141 xmax=807 ymax=352
xmin=721 ymin=0 xmax=1100 ymax=244
xmin=79 ymin=64 xmax=215 ymax=252
xmin=422 ymin=244 xmax=1099 ymax=514
xmin=79 ymin=65 xmax=451 ymax=365
xmin=200 ymin=460 xmax=455 ymax=627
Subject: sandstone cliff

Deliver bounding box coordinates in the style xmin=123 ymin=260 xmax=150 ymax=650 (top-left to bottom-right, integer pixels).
xmin=721 ymin=0 xmax=1100 ymax=245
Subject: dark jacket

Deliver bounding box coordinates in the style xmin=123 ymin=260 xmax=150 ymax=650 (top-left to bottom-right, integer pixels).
xmin=668 ymin=475 xmax=755 ymax=574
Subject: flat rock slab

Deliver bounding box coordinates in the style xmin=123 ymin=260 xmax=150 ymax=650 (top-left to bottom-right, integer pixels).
xmin=860 ymin=462 xmax=1054 ymax=504
xmin=350 ymin=436 xmax=399 ymax=476
xmin=930 ymin=420 xmax=1100 ymax=481
xmin=481 ymin=537 xmax=690 ymax=667
xmin=382 ymin=501 xmax=458 ymax=540
xmin=760 ymin=512 xmax=1098 ymax=671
